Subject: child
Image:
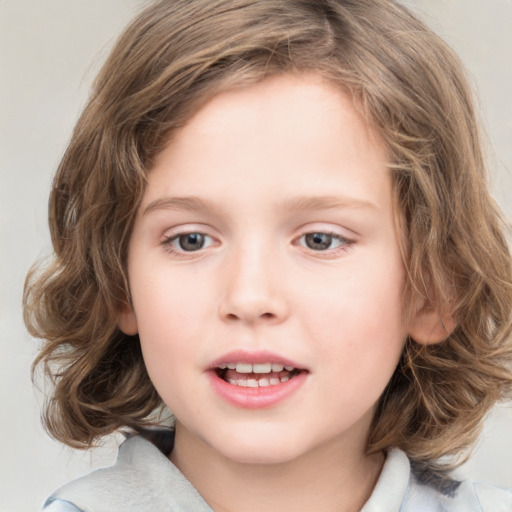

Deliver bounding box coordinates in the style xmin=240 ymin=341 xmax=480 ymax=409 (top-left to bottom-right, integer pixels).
xmin=24 ymin=0 xmax=512 ymax=510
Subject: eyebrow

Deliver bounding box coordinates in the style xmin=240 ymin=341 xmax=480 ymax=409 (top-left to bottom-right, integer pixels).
xmin=143 ymin=196 xmax=222 ymax=216
xmin=282 ymin=195 xmax=381 ymax=213
xmin=142 ymin=194 xmax=380 ymax=216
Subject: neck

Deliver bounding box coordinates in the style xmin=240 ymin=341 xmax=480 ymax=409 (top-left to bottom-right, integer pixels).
xmin=170 ymin=424 xmax=384 ymax=512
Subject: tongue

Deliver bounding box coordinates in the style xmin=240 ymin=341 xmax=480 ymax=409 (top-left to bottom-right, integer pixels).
xmin=223 ymin=369 xmax=293 ymax=382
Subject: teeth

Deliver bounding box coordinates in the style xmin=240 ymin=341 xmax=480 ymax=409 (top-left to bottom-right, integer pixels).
xmin=252 ymin=363 xmax=271 ymax=373
xmin=235 ymin=363 xmax=253 ymax=373
xmin=227 ymin=375 xmax=294 ymax=387
xmin=221 ymin=362 xmax=296 ymax=374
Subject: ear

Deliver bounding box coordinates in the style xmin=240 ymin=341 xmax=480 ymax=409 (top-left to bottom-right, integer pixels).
xmin=118 ymin=305 xmax=138 ymax=336
xmin=408 ymin=300 xmax=457 ymax=345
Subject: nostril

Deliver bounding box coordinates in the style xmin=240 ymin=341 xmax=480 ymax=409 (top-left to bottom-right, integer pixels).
xmin=225 ymin=311 xmax=274 ymax=321
xmin=219 ymin=294 xmax=288 ymax=324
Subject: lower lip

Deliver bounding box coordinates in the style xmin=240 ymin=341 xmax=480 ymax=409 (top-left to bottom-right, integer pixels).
xmin=208 ymin=371 xmax=308 ymax=409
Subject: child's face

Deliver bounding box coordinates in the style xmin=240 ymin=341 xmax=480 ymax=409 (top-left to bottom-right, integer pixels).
xmin=121 ymin=74 xmax=407 ymax=465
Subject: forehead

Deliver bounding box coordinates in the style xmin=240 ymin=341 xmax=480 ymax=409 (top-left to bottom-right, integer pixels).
xmin=144 ymin=73 xmax=391 ymax=212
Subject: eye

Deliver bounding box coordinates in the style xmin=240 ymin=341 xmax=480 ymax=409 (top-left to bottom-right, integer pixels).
xmin=164 ymin=232 xmax=214 ymax=252
xmin=297 ymin=232 xmax=351 ymax=251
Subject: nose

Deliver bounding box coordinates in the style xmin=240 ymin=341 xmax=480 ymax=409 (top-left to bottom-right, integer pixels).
xmin=218 ymin=243 xmax=289 ymax=325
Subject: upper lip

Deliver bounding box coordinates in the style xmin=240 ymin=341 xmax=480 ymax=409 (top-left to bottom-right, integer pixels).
xmin=208 ymin=350 xmax=306 ymax=370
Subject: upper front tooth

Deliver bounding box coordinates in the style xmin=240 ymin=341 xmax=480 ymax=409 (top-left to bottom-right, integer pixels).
xmin=252 ymin=363 xmax=271 ymax=373
xmin=236 ymin=363 xmax=253 ymax=373
xmin=230 ymin=362 xmax=292 ymax=373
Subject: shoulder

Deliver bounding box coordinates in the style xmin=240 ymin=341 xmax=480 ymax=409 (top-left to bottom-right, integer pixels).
xmin=42 ymin=432 xmax=213 ymax=512
xmin=471 ymin=481 xmax=512 ymax=512
xmin=406 ymin=458 xmax=512 ymax=512
xmin=43 ymin=499 xmax=83 ymax=512
xmin=405 ymin=477 xmax=512 ymax=511
xmin=363 ymin=447 xmax=512 ymax=512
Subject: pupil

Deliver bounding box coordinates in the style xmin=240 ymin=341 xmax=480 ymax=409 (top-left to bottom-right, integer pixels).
xmin=179 ymin=233 xmax=204 ymax=251
xmin=305 ymin=232 xmax=332 ymax=250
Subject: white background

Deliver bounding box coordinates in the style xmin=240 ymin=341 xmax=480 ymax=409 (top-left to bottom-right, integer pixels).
xmin=1 ymin=1 xmax=511 ymax=510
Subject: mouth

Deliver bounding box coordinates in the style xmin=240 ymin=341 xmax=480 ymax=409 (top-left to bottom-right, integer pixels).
xmin=207 ymin=352 xmax=308 ymax=408
xmin=215 ymin=362 xmax=303 ymax=388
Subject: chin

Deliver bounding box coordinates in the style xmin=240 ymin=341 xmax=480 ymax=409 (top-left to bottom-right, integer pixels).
xmin=223 ymin=446 xmax=301 ymax=466
xmin=208 ymin=430 xmax=310 ymax=466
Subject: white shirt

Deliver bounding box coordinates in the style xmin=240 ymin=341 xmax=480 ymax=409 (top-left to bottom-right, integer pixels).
xmin=42 ymin=435 xmax=512 ymax=511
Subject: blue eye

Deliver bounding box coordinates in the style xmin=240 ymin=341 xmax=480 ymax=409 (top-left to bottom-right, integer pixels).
xmin=165 ymin=232 xmax=213 ymax=252
xmin=298 ymin=232 xmax=349 ymax=251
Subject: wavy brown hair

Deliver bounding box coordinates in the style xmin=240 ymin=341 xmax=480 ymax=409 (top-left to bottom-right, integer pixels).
xmin=24 ymin=0 xmax=512 ymax=470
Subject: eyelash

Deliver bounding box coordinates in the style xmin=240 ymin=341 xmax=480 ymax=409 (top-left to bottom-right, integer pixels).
xmin=162 ymin=232 xmax=215 ymax=255
xmin=161 ymin=230 xmax=354 ymax=256
xmin=294 ymin=231 xmax=354 ymax=254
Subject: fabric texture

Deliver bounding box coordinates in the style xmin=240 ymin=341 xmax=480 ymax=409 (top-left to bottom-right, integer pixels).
xmin=42 ymin=433 xmax=512 ymax=512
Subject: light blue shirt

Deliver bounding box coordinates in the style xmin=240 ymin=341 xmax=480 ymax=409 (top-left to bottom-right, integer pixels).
xmin=42 ymin=435 xmax=512 ymax=511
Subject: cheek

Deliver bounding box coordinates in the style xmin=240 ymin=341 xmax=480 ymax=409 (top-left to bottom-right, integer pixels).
xmin=131 ymin=259 xmax=212 ymax=325
xmin=303 ymin=256 xmax=404 ymax=331
xmin=130 ymin=268 xmax=216 ymax=373
xmin=298 ymin=253 xmax=406 ymax=378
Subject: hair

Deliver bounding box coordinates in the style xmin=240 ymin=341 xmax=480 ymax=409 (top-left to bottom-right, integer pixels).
xmin=24 ymin=0 xmax=512 ymax=471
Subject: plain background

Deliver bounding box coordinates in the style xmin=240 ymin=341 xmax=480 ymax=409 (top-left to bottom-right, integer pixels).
xmin=1 ymin=1 xmax=511 ymax=510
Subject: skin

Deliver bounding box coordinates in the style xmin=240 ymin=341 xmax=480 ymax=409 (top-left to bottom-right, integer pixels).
xmin=120 ymin=73 xmax=438 ymax=511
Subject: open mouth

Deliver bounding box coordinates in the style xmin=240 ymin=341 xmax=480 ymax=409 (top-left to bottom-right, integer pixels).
xmin=215 ymin=363 xmax=303 ymax=388
xmin=208 ymin=355 xmax=308 ymax=408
